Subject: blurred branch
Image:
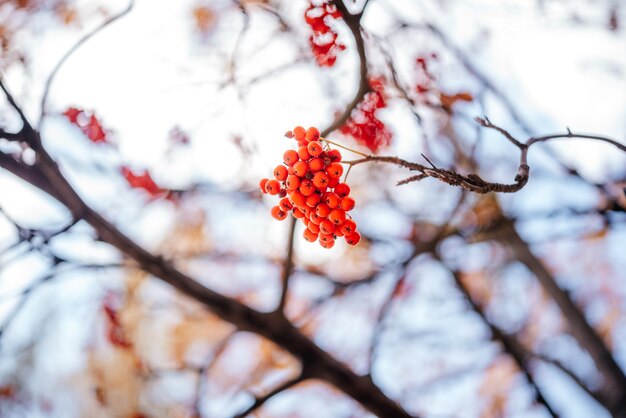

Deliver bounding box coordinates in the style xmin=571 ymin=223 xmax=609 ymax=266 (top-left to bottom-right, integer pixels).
xmin=481 ymin=208 xmax=626 ymax=416
xmin=322 ymin=0 xmax=370 ymax=137
xmin=277 ymin=216 xmax=296 ymax=312
xmin=38 ymin=0 xmax=135 ymax=129
xmin=232 ymin=373 xmax=307 ymax=418
xmin=440 ymin=262 xmax=559 ymax=418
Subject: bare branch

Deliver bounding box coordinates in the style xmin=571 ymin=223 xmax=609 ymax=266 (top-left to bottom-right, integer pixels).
xmin=475 ymin=117 xmax=524 ymax=148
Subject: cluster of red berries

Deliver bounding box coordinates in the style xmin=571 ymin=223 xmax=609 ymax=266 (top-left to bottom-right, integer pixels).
xmin=260 ymin=126 xmax=361 ymax=249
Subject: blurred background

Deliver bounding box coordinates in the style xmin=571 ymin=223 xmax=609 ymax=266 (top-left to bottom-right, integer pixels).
xmin=0 ymin=0 xmax=625 ymax=417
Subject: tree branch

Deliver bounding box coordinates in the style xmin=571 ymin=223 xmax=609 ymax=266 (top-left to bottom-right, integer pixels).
xmin=323 ymin=0 xmax=370 ymax=137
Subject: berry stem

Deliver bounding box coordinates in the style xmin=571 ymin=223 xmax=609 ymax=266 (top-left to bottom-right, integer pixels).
xmin=343 ymin=164 xmax=353 ymax=182
xmin=320 ymin=137 xmax=369 ymax=157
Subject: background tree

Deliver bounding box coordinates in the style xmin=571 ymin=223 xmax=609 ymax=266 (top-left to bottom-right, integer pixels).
xmin=0 ymin=0 xmax=625 ymax=417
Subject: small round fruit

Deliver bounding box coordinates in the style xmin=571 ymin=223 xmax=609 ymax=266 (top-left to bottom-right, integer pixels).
xmin=303 ymin=228 xmax=318 ymax=242
xmin=305 ymin=126 xmax=320 ymax=142
xmin=316 ymin=203 xmax=330 ymax=218
xmin=308 ymin=222 xmax=320 ymax=234
xmin=327 ymin=149 xmax=342 ymax=162
xmin=297 ymin=146 xmax=311 ymax=161
xmin=340 ymin=196 xmax=355 ymax=211
xmin=289 ymin=190 xmax=306 ymax=207
xmin=306 ymin=193 xmax=322 ymax=208
xmin=293 ymin=161 xmax=309 ymax=177
xmin=334 ymin=183 xmax=350 ymax=197
xmin=293 ymin=207 xmax=305 ymax=218
xmin=293 ymin=126 xmax=306 ymax=141
xmin=274 ymin=165 xmax=288 ymax=181
xmin=265 ymin=179 xmax=281 ymax=195
xmin=271 ymin=206 xmax=287 ymax=221
xmin=259 ymin=178 xmax=269 ymax=194
xmin=326 ymin=162 xmax=343 ymax=178
xmin=285 ymin=175 xmax=300 ymax=190
xmin=308 ymin=157 xmax=325 ymax=172
xmin=283 ymin=149 xmax=299 ymax=166
xmin=340 ymin=219 xmax=356 ymax=235
xmin=320 ymin=239 xmax=335 ymax=249
xmin=279 ymin=198 xmax=293 ymax=211
xmin=299 ymin=179 xmax=315 ymax=196
xmin=307 ymin=141 xmax=323 ymax=157
xmin=328 ymin=209 xmax=346 ymax=225
xmin=325 ymin=192 xmax=340 ymax=209
xmin=319 ymin=219 xmax=335 ymax=235
xmin=312 ymin=171 xmax=329 ymax=188
xmin=345 ymin=231 xmax=361 ymax=246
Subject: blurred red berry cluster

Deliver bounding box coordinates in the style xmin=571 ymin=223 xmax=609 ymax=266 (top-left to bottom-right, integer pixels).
xmin=340 ymin=77 xmax=392 ymax=153
xmin=62 ymin=107 xmax=110 ymax=144
xmin=304 ymin=1 xmax=345 ymax=67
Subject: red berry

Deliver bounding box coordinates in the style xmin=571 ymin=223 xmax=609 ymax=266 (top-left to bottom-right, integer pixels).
xmin=293 ymin=126 xmax=306 ymax=141
xmin=327 ymin=162 xmax=343 ymax=178
xmin=297 ymin=146 xmax=311 ymax=161
xmin=309 ymin=212 xmax=323 ymax=225
xmin=328 ymin=208 xmax=346 ymax=225
xmin=316 ymin=203 xmax=330 ymax=218
xmin=271 ymin=205 xmax=287 ymax=220
xmin=308 ymin=157 xmax=325 ymax=172
xmin=320 ymin=239 xmax=335 ymax=249
xmin=334 ymin=183 xmax=350 ymax=197
xmin=340 ymin=196 xmax=355 ymax=211
xmin=286 ymin=175 xmax=300 ymax=190
xmin=289 ymin=190 xmax=306 ymax=207
xmin=306 ymin=193 xmax=322 ymax=207
xmin=320 ymin=219 xmax=335 ymax=235
xmin=293 ymin=207 xmax=305 ymax=218
xmin=265 ymin=179 xmax=281 ymax=195
xmin=312 ymin=171 xmax=329 ymax=188
xmin=259 ymin=178 xmax=269 ymax=194
xmin=319 ymin=233 xmax=334 ymax=246
xmin=327 ymin=176 xmax=339 ymax=188
xmin=339 ymin=219 xmax=356 ymax=235
xmin=327 ymin=149 xmax=342 ymax=162
xmin=345 ymin=231 xmax=361 ymax=245
xmin=325 ymin=192 xmax=340 ymax=209
xmin=283 ymin=149 xmax=299 ymax=166
xmin=308 ymin=222 xmax=320 ymax=234
xmin=307 ymin=141 xmax=323 ymax=157
xmin=274 ymin=165 xmax=288 ymax=181
xmin=306 ymin=126 xmax=320 ymax=142
xmin=303 ymin=228 xmax=318 ymax=242
xmin=293 ymin=161 xmax=309 ymax=177
xmin=299 ymin=179 xmax=315 ymax=196
xmin=279 ymin=197 xmax=293 ymax=211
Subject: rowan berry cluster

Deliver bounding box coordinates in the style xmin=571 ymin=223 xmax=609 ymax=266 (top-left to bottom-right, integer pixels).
xmin=260 ymin=126 xmax=361 ymax=249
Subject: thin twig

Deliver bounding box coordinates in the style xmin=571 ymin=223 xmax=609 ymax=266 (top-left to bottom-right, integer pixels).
xmin=231 ymin=373 xmax=306 ymax=418
xmin=38 ymin=0 xmax=135 ymax=129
